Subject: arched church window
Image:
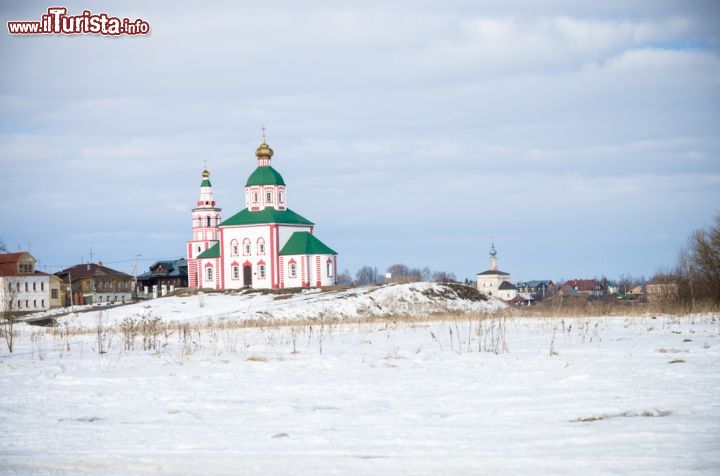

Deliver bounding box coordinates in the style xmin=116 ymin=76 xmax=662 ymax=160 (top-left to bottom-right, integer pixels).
xmin=206 ymin=216 xmax=211 ymax=227
xmin=258 ymin=264 xmax=266 ymax=279
xmin=289 ymin=262 xmax=297 ymax=278
xmin=232 ymin=266 xmax=239 ymax=280
xmin=231 ymin=239 xmax=239 ymax=257
xmin=326 ymin=261 xmax=333 ymax=277
xmin=253 ymin=192 xmax=258 ymax=202
xmin=279 ymin=191 xmax=284 ymax=202
xmin=266 ymin=192 xmax=272 ymax=202
xmin=257 ymin=238 xmax=265 ymax=255
xmin=243 ymin=239 xmax=251 ymax=255
xmin=206 ymin=267 xmax=213 ymax=282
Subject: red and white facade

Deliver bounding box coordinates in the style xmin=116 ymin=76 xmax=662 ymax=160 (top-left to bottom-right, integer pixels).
xmin=187 ymin=138 xmax=337 ymax=290
xmin=186 ymin=169 xmax=221 ymax=289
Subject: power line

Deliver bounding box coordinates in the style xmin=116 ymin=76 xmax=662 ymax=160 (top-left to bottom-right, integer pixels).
xmin=42 ymin=256 xmax=185 ymax=268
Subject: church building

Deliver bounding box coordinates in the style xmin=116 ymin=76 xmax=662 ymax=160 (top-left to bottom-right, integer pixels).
xmin=187 ymin=135 xmax=338 ymax=290
xmin=476 ymin=243 xmax=518 ymax=300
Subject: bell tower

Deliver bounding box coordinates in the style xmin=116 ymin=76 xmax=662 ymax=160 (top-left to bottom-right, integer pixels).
xmin=187 ymin=168 xmax=222 ymax=288
xmin=488 ymin=242 xmax=498 ymax=271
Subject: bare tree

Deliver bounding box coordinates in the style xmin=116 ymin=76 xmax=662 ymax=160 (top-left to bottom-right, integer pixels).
xmin=0 ymin=240 xmax=6 ymax=253
xmin=1 ymin=277 xmax=21 ymax=353
xmin=656 ymin=213 xmax=720 ymax=307
xmin=336 ymin=269 xmax=353 ymax=286
xmin=432 ymin=270 xmax=457 ymax=283
xmin=355 ymin=266 xmax=380 ymax=285
xmin=689 ymin=214 xmax=720 ymax=302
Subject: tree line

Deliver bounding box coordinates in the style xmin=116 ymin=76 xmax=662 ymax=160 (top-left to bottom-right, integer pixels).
xmin=336 ymin=264 xmax=458 ymax=286
xmin=653 ymin=213 xmax=720 ymax=307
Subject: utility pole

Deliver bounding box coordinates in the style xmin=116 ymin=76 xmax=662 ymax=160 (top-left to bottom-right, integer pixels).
xmin=132 ymin=254 xmax=142 ymax=300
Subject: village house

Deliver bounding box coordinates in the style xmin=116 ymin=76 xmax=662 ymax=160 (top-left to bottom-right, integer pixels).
xmin=137 ymin=258 xmax=188 ymax=298
xmin=516 ymin=280 xmax=554 ymax=299
xmin=646 ymin=281 xmax=679 ymax=303
xmin=625 ymin=285 xmax=644 ymax=299
xmin=187 ymin=134 xmax=338 ymax=290
xmin=562 ymin=279 xmax=606 ymax=299
xmin=0 ymin=252 xmax=51 ymax=313
xmin=56 ymin=262 xmax=133 ymax=305
xmin=48 ymin=274 xmax=66 ymax=308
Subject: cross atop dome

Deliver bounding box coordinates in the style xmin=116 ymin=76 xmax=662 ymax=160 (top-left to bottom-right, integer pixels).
xmin=255 ymin=127 xmax=274 ymax=166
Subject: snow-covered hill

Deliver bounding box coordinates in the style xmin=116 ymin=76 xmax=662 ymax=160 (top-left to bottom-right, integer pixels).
xmin=54 ymin=282 xmax=506 ymax=329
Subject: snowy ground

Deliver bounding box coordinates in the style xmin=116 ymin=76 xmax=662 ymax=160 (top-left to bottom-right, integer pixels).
xmin=50 ymin=283 xmax=506 ymax=329
xmin=1 ymin=313 xmax=718 ymax=475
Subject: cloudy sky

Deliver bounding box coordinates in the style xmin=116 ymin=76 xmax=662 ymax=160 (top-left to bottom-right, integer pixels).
xmin=1 ymin=0 xmax=718 ymax=282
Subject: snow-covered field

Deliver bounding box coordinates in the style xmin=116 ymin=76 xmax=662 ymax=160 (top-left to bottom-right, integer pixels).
xmin=1 ymin=312 xmax=718 ymax=475
xmin=50 ymin=282 xmax=506 ymax=329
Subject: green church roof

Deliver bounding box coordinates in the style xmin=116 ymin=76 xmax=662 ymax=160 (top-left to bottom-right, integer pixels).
xmin=246 ymin=166 xmax=286 ymax=186
xmin=196 ymin=243 xmax=220 ymax=259
xmin=280 ymin=232 xmax=337 ymax=256
xmin=220 ymin=207 xmax=314 ymax=226
xmin=201 ymin=179 xmax=212 ymax=187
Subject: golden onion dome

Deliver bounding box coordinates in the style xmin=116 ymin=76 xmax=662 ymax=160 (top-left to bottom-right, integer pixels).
xmin=256 ymin=141 xmax=274 ymax=159
xmin=202 ymin=169 xmax=210 ymax=179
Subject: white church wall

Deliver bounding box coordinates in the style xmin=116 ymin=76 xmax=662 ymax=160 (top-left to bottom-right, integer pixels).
xmin=222 ymin=225 xmax=272 ymax=289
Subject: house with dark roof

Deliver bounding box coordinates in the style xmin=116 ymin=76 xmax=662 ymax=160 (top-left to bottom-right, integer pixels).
xmin=56 ymin=262 xmax=132 ymax=305
xmin=516 ymin=280 xmax=554 ymax=299
xmin=137 ymin=259 xmax=188 ymax=298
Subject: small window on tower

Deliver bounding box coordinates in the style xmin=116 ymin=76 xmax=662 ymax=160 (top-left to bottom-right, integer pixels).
xmin=266 ymin=192 xmax=272 ymax=202
xmin=327 ymin=261 xmax=333 ymax=277
xmin=253 ymin=192 xmax=258 ymax=202
xmin=206 ymin=217 xmax=211 ymax=227
xmin=279 ymin=192 xmax=284 ymax=202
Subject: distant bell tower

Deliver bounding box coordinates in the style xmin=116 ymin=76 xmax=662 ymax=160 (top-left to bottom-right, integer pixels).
xmin=488 ymin=242 xmax=498 ymax=271
xmin=187 ymin=168 xmax=222 ymax=288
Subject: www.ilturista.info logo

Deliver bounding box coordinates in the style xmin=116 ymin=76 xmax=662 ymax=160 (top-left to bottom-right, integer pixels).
xmin=7 ymin=7 xmax=150 ymax=36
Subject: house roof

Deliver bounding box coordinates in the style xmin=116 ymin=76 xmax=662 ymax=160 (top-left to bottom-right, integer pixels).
xmin=477 ymin=269 xmax=510 ymax=276
xmin=0 ymin=252 xmax=38 ymax=276
xmin=220 ymin=207 xmax=313 ymax=227
xmin=56 ymin=263 xmax=131 ymax=280
xmin=563 ymin=279 xmax=603 ymax=291
xmin=558 ymin=285 xmax=579 ymax=296
xmin=246 ymin=166 xmax=286 ymax=186
xmin=0 ymin=252 xmax=33 ymax=264
xmin=499 ymin=280 xmax=517 ymax=290
xmin=138 ymin=258 xmax=188 ymax=279
xmin=197 ymin=243 xmax=221 ymax=259
xmin=518 ymin=280 xmax=553 ymax=288
xmin=280 ymin=232 xmax=337 ymax=256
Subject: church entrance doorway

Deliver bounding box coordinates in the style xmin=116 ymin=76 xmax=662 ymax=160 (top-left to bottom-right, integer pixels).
xmin=243 ymin=265 xmax=252 ymax=287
